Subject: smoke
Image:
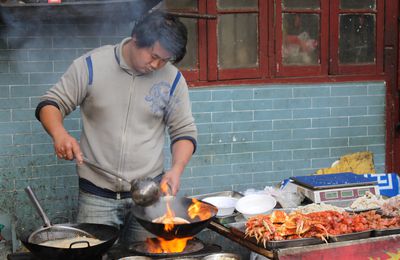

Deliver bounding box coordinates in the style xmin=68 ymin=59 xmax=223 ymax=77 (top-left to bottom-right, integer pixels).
xmin=0 ymin=0 xmax=165 ymax=232
xmin=0 ymin=0 xmax=163 ymax=26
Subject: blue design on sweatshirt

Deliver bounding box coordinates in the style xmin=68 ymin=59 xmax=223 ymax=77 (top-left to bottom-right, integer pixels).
xmin=145 ymin=81 xmax=180 ymax=117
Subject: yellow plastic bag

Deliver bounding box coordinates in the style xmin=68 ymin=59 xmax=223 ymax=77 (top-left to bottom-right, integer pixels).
xmin=316 ymin=151 xmax=375 ymax=175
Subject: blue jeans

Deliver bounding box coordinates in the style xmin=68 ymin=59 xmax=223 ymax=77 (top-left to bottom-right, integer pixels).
xmin=76 ymin=190 xmax=155 ymax=245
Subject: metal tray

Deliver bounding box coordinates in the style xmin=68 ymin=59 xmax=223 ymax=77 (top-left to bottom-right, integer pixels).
xmin=190 ymin=191 xmax=244 ymax=200
xmin=328 ymin=230 xmax=373 ymax=242
xmin=267 ymin=237 xmax=325 ymax=249
xmin=373 ymin=227 xmax=400 ymax=237
xmin=226 ymin=221 xmax=324 ymax=249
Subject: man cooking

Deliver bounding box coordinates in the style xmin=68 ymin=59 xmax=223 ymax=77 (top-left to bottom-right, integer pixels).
xmin=35 ymin=11 xmax=197 ymax=245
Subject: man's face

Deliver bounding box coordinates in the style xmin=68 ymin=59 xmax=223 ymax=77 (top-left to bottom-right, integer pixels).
xmin=127 ymin=38 xmax=173 ymax=74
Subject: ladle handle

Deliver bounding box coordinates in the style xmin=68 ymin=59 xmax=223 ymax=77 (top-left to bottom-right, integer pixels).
xmin=25 ymin=186 xmax=51 ymax=228
xmin=81 ymin=157 xmax=130 ymax=184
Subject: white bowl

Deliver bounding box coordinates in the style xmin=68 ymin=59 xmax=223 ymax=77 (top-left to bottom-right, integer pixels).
xmin=202 ymin=196 xmax=238 ymax=217
xmin=235 ymin=194 xmax=277 ymax=219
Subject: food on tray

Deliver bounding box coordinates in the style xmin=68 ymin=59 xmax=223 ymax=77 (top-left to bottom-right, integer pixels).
xmin=245 ymin=209 xmax=400 ymax=247
xmin=295 ymin=202 xmax=345 ymax=214
xmin=152 ymin=216 xmax=190 ymax=225
xmin=39 ymin=236 xmax=103 ymax=248
xmin=349 ymin=191 xmax=384 ymax=210
xmin=381 ymin=195 xmax=400 ymax=216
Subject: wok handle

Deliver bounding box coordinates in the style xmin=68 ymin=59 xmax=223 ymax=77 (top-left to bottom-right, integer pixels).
xmin=25 ymin=186 xmax=52 ymax=228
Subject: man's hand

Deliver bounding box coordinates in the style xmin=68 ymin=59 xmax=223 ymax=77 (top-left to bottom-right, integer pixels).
xmin=53 ymin=131 xmax=83 ymax=163
xmin=160 ymin=139 xmax=195 ymax=196
xmin=39 ymin=105 xmax=83 ymax=164
xmin=161 ymin=169 xmax=181 ymax=196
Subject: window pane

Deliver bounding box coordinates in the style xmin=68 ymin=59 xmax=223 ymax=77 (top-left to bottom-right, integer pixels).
xmin=217 ymin=0 xmax=258 ymax=10
xmin=164 ymin=0 xmax=198 ymax=10
xmin=340 ymin=0 xmax=376 ymax=10
xmin=218 ymin=14 xmax=258 ymax=69
xmin=282 ymin=0 xmax=320 ymax=10
xmin=339 ymin=14 xmax=375 ymax=64
xmin=176 ymin=18 xmax=198 ymax=69
xmin=282 ymin=14 xmax=320 ymax=65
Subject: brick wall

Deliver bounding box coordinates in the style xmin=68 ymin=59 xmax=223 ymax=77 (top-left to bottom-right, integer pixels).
xmin=0 ymin=22 xmax=386 ymax=233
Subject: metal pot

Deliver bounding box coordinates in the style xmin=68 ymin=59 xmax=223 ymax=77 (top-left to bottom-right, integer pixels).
xmin=131 ymin=197 xmax=217 ymax=240
xmin=202 ymin=253 xmax=241 ymax=260
xmin=21 ymin=223 xmax=119 ymax=260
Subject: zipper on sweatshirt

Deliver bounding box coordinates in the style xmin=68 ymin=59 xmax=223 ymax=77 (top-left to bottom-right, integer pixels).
xmin=117 ymin=75 xmax=136 ymax=190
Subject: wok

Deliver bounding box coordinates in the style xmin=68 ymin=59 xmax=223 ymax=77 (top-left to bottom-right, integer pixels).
xmin=21 ymin=223 xmax=119 ymax=260
xmin=131 ymin=196 xmax=217 ymax=240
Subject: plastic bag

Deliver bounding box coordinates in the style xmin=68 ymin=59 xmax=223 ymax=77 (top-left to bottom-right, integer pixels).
xmin=264 ymin=186 xmax=304 ymax=208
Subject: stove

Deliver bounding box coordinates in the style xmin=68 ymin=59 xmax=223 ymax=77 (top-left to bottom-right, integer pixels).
xmin=7 ymin=240 xmax=222 ymax=260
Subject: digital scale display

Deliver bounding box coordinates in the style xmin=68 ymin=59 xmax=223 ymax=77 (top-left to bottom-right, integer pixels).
xmin=325 ymin=191 xmax=339 ymax=199
xmin=341 ymin=190 xmax=354 ymax=198
xmin=299 ymin=186 xmax=378 ymax=203
xmin=291 ymin=173 xmax=379 ymax=204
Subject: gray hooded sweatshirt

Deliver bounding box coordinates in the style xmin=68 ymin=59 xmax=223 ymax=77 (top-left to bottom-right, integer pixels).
xmin=37 ymin=38 xmax=197 ymax=192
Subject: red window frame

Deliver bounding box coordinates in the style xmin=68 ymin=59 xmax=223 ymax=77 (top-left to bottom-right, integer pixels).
xmin=176 ymin=0 xmax=385 ymax=84
xmin=329 ymin=0 xmax=384 ymax=75
xmin=172 ymin=1 xmax=208 ymax=82
xmin=274 ymin=1 xmax=329 ymax=77
xmin=206 ymin=0 xmax=268 ymax=81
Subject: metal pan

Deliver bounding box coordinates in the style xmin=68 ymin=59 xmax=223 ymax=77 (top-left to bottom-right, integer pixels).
xmin=328 ymin=230 xmax=373 ymax=242
xmin=20 ymin=223 xmax=119 ymax=260
xmin=25 ymin=186 xmax=95 ymax=243
xmin=132 ymin=196 xmax=217 ymax=240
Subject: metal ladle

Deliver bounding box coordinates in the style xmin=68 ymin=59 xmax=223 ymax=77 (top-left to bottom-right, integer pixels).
xmin=82 ymin=157 xmax=161 ymax=206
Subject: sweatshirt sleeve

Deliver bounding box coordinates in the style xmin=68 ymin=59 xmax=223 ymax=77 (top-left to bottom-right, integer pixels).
xmin=37 ymin=57 xmax=89 ymax=119
xmin=165 ymin=73 xmax=197 ymax=153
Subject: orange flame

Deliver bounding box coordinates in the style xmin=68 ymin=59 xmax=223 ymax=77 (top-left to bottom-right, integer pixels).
xmin=156 ymin=182 xmax=176 ymax=231
xmin=146 ymin=237 xmax=192 ymax=253
xmin=163 ymin=201 xmax=176 ymax=231
xmin=188 ymin=198 xmax=213 ymax=220
xmin=160 ymin=182 xmax=170 ymax=195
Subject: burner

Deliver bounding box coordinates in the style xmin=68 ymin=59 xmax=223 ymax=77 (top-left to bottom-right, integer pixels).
xmin=8 ymin=243 xmax=222 ymax=260
xmin=128 ymin=239 xmax=204 ymax=257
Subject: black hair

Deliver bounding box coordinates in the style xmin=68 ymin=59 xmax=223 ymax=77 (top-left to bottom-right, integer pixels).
xmin=131 ymin=11 xmax=188 ymax=64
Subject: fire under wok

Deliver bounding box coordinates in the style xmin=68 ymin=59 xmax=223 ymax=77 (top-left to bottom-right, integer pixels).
xmin=132 ymin=196 xmax=218 ymax=240
xmin=21 ymin=223 xmax=119 ymax=260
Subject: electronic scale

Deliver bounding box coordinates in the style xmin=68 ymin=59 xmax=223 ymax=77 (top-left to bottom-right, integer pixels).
xmin=290 ymin=172 xmax=379 ymax=206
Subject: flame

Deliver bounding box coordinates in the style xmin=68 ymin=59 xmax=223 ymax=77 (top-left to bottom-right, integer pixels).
xmin=155 ymin=182 xmax=177 ymax=231
xmin=149 ymin=184 xmax=212 ymax=254
xmin=188 ymin=198 xmax=213 ymax=220
xmin=146 ymin=237 xmax=192 ymax=253
xmin=163 ymin=201 xmax=176 ymax=231
xmin=160 ymin=181 xmax=170 ymax=195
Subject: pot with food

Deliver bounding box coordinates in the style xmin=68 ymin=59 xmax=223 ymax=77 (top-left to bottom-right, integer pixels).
xmin=131 ymin=196 xmax=217 ymax=240
xmin=21 ymin=223 xmax=119 ymax=260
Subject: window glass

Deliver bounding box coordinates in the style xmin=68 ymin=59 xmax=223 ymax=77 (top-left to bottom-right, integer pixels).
xmin=282 ymin=0 xmax=320 ymax=10
xmin=282 ymin=13 xmax=320 ymax=65
xmin=164 ymin=0 xmax=197 ymax=10
xmin=339 ymin=14 xmax=375 ymax=64
xmin=176 ymin=18 xmax=198 ymax=69
xmin=218 ymin=14 xmax=258 ymax=69
xmin=217 ymin=0 xmax=258 ymax=10
xmin=340 ymin=0 xmax=376 ymax=10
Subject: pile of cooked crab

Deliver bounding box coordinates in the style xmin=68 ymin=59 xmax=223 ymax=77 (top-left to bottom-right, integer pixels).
xmin=245 ymin=210 xmax=400 ymax=247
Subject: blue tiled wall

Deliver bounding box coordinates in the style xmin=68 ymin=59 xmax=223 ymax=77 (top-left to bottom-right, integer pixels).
xmin=185 ymin=83 xmax=386 ymax=196
xmin=0 ymin=22 xmax=386 ymax=232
